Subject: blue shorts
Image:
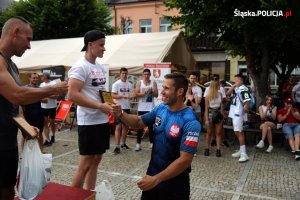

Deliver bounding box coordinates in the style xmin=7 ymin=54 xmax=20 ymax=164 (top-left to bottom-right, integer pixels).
xmin=282 ymin=124 xmax=300 ymax=139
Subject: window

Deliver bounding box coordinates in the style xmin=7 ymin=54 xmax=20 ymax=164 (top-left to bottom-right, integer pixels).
xmin=121 ymin=17 xmax=132 ymax=34
xmin=124 ymin=20 xmax=132 ymax=34
xmin=140 ymin=19 xmax=152 ymax=33
xmin=160 ymin=18 xmax=171 ymax=32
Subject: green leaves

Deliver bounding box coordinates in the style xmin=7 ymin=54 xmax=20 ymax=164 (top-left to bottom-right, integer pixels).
xmin=166 ymin=0 xmax=300 ymax=103
xmin=0 ymin=0 xmax=113 ymax=40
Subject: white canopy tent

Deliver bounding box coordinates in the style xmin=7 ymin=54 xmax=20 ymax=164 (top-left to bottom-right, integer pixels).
xmin=13 ymin=31 xmax=196 ymax=75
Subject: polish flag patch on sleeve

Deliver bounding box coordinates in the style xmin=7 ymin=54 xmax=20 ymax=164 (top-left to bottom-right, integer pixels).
xmin=184 ymin=133 xmax=199 ymax=147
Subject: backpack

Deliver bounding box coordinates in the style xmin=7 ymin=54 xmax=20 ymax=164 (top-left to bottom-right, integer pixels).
xmin=236 ymin=89 xmax=255 ymax=111
xmin=249 ymin=93 xmax=255 ymax=111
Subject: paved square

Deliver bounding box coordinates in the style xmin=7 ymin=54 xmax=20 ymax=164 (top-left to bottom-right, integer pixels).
xmin=19 ymin=128 xmax=300 ymax=200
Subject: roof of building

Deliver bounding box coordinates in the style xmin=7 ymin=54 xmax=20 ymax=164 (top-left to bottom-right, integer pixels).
xmin=107 ymin=0 xmax=158 ymax=6
xmin=187 ymin=36 xmax=224 ymax=52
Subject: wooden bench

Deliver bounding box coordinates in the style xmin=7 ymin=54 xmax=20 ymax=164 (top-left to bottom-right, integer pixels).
xmin=223 ymin=124 xmax=286 ymax=146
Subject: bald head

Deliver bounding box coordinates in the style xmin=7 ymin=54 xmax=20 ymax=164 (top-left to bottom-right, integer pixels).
xmin=1 ymin=16 xmax=32 ymax=38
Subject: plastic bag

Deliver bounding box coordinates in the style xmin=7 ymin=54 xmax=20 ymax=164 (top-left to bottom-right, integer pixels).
xmin=18 ymin=139 xmax=52 ymax=200
xmin=95 ymin=180 xmax=115 ymax=200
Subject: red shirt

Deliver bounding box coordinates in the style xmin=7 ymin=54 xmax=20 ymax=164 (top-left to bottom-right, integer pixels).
xmin=282 ymin=82 xmax=296 ymax=99
xmin=277 ymin=107 xmax=299 ymax=124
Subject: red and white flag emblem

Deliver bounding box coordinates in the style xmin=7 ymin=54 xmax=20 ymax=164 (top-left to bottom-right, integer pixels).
xmin=184 ymin=136 xmax=198 ymax=147
xmin=168 ymin=124 xmax=180 ymax=137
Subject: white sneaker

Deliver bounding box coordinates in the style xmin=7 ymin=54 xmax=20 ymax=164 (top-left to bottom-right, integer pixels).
xmin=295 ymin=150 xmax=300 ymax=161
xmin=232 ymin=151 xmax=241 ymax=158
xmin=238 ymin=153 xmax=249 ymax=162
xmin=266 ymin=145 xmax=274 ymax=153
xmin=149 ymin=143 xmax=153 ymax=149
xmin=135 ymin=144 xmax=141 ymax=152
xmin=256 ymin=140 xmax=264 ymax=149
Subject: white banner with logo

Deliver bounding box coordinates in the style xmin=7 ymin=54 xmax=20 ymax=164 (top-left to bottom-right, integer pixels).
xmin=144 ymin=63 xmax=171 ymax=106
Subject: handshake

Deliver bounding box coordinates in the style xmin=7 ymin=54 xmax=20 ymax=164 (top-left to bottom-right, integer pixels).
xmin=111 ymin=104 xmax=124 ymax=119
xmin=52 ymin=80 xmax=68 ymax=95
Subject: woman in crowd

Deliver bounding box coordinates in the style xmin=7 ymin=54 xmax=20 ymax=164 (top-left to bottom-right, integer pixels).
xmin=184 ymin=84 xmax=199 ymax=110
xmin=256 ymin=95 xmax=277 ymax=153
xmin=277 ymin=98 xmax=300 ymax=160
xmin=204 ymin=79 xmax=223 ymax=157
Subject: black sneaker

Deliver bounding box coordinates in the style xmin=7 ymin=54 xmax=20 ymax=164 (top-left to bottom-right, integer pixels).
xmin=121 ymin=144 xmax=130 ymax=149
xmin=113 ymin=147 xmax=120 ymax=155
xmin=204 ymin=148 xmax=210 ymax=156
xmin=51 ymin=135 xmax=55 ymax=143
xmin=222 ymin=140 xmax=230 ymax=147
xmin=216 ymin=149 xmax=221 ymax=157
xmin=43 ymin=140 xmax=52 ymax=146
xmin=211 ymin=139 xmax=216 ymax=147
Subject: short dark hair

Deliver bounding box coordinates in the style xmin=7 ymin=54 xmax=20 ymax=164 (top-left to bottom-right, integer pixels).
xmin=220 ymin=80 xmax=226 ymax=85
xmin=81 ymin=30 xmax=105 ymax=51
xmin=189 ymin=71 xmax=199 ymax=77
xmin=28 ymin=72 xmax=38 ymax=78
xmin=211 ymin=74 xmax=220 ymax=81
xmin=235 ymin=74 xmax=245 ymax=83
xmin=164 ymin=72 xmax=188 ymax=96
xmin=120 ymin=67 xmax=128 ymax=73
xmin=143 ymin=68 xmax=151 ymax=74
xmin=13 ymin=16 xmax=31 ymax=26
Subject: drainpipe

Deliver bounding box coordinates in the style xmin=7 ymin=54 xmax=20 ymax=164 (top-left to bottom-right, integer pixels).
xmin=113 ymin=0 xmax=117 ymax=33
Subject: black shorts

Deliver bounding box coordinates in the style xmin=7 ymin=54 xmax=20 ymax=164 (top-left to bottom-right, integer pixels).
xmin=0 ymin=147 xmax=18 ymax=188
xmin=42 ymin=108 xmax=56 ymax=119
xmin=78 ymin=123 xmax=110 ymax=155
xmin=26 ymin=117 xmax=44 ymax=133
xmin=141 ymin=173 xmax=190 ymax=200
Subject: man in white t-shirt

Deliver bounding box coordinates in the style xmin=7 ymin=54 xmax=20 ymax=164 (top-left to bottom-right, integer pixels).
xmin=112 ymin=67 xmax=136 ymax=154
xmin=67 ymin=30 xmax=114 ymax=190
xmin=134 ymin=68 xmax=158 ymax=151
xmin=226 ymin=74 xmax=251 ymax=162
xmin=292 ymin=82 xmax=300 ymax=111
xmin=188 ymin=72 xmax=202 ymax=121
xmin=40 ymin=72 xmax=58 ymax=146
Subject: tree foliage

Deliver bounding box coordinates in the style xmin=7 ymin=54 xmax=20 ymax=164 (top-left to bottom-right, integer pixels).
xmin=165 ymin=0 xmax=300 ymax=103
xmin=0 ymin=0 xmax=113 ymax=40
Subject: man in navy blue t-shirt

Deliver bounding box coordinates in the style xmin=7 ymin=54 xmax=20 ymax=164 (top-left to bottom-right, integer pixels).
xmin=112 ymin=72 xmax=201 ymax=200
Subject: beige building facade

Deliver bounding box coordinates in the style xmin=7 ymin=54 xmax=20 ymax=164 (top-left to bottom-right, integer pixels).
xmin=110 ymin=0 xmax=180 ymax=34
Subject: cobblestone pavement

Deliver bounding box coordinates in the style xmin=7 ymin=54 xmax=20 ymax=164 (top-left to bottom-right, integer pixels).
xmin=21 ymin=128 xmax=300 ymax=200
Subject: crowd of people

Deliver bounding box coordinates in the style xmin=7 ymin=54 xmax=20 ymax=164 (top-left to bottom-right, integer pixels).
xmin=1 ymin=16 xmax=300 ymax=200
